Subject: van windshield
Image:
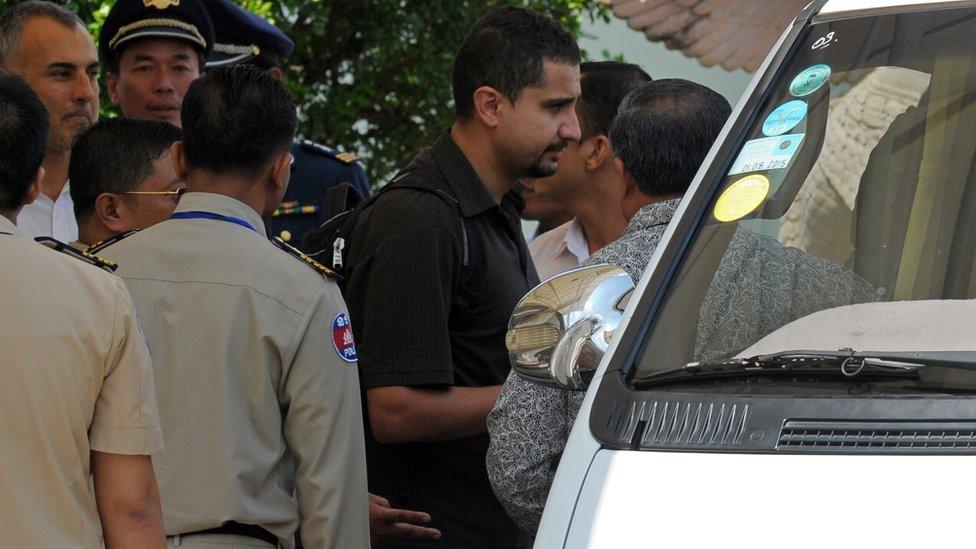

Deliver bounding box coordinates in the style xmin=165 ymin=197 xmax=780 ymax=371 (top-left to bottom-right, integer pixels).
xmin=633 ymin=6 xmax=976 ymax=394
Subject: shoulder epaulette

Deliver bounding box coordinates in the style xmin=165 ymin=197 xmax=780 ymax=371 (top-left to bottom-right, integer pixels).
xmin=272 ymin=236 xmax=342 ymax=281
xmin=35 ymin=236 xmax=118 ymax=272
xmin=335 ymin=152 xmax=359 ymax=164
xmin=298 ymin=139 xmax=360 ymax=165
xmin=86 ymin=230 xmax=138 ymax=254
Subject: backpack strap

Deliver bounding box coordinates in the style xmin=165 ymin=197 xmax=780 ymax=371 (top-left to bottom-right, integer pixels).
xmin=300 ymin=166 xmax=470 ymax=288
xmin=376 ymin=169 xmax=469 ymax=267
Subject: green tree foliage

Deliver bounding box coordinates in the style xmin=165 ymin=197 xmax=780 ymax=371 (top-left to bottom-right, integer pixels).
xmin=3 ymin=0 xmax=610 ymax=184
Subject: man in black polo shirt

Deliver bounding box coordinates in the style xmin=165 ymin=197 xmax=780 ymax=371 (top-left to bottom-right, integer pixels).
xmin=344 ymin=6 xmax=582 ymax=547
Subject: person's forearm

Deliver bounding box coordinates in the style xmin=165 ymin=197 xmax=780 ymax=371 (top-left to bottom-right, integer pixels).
xmin=92 ymin=452 xmax=165 ymax=549
xmin=367 ymin=385 xmax=502 ymax=443
xmin=100 ymin=508 xmax=165 ymax=549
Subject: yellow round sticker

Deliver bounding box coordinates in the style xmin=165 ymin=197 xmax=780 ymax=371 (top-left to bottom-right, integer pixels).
xmin=714 ymin=174 xmax=770 ymax=222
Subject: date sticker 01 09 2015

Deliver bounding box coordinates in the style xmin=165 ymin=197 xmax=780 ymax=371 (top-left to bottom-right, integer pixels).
xmin=714 ymin=174 xmax=770 ymax=222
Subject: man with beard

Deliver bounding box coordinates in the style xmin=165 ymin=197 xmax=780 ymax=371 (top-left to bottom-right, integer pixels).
xmin=0 ymin=1 xmax=99 ymax=241
xmin=342 ymin=6 xmax=581 ymax=547
xmin=526 ymin=61 xmax=651 ymax=280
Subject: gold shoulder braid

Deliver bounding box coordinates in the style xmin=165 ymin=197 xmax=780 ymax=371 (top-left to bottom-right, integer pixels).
xmin=86 ymin=230 xmax=138 ymax=254
xmin=36 ymin=237 xmax=118 ymax=272
xmin=272 ymin=236 xmax=341 ymax=281
xmin=109 ymin=18 xmax=205 ymax=50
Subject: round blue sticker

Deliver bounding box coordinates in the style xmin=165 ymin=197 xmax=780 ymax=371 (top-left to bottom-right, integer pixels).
xmin=331 ymin=313 xmax=358 ymax=363
xmin=790 ymin=64 xmax=832 ymax=97
xmin=762 ymin=100 xmax=808 ymax=137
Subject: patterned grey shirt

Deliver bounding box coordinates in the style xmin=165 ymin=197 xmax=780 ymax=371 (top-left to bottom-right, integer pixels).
xmin=486 ymin=199 xmax=680 ymax=533
xmin=486 ymin=198 xmax=876 ymax=535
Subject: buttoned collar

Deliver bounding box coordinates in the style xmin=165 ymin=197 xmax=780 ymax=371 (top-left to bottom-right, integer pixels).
xmin=428 ymin=129 xmax=522 ymax=218
xmin=173 ymin=192 xmax=267 ymax=236
xmin=628 ymin=198 xmax=682 ymax=234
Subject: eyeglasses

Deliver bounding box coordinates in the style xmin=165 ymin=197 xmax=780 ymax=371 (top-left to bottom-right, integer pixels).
xmin=119 ymin=187 xmax=187 ymax=202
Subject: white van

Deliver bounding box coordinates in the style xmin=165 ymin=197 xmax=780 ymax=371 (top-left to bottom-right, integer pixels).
xmin=507 ymin=1 xmax=976 ymax=546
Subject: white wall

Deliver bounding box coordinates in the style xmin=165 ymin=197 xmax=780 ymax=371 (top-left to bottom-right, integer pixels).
xmin=579 ymin=15 xmax=753 ymax=105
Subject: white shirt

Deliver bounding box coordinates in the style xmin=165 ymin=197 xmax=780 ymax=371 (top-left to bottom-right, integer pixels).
xmin=528 ymin=218 xmax=590 ymax=281
xmin=17 ymin=181 xmax=78 ymax=242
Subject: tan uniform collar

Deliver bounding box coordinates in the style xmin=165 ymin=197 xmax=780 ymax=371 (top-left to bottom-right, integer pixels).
xmin=0 ymin=214 xmax=24 ymax=236
xmin=173 ymin=192 xmax=267 ymax=237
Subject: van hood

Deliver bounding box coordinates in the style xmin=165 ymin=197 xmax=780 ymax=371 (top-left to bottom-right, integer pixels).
xmin=563 ymin=449 xmax=974 ymax=548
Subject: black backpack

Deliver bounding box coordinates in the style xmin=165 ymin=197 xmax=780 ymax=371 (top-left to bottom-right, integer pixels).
xmin=300 ymin=169 xmax=469 ymax=290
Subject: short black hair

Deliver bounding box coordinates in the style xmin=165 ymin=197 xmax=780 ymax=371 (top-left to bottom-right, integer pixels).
xmin=180 ymin=64 xmax=296 ymax=175
xmin=0 ymin=73 xmax=49 ymax=211
xmin=452 ymin=6 xmax=581 ymax=120
xmin=610 ymin=78 xmax=731 ymax=197
xmin=578 ymin=61 xmax=652 ymax=139
xmin=0 ymin=1 xmax=85 ymax=69
xmin=69 ymin=117 xmax=182 ymax=221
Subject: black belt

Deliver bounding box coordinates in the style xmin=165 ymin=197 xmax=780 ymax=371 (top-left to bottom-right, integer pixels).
xmin=182 ymin=521 xmax=278 ymax=546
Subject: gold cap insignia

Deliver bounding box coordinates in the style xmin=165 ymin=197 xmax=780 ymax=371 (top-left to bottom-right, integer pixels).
xmin=144 ymin=0 xmax=180 ymax=9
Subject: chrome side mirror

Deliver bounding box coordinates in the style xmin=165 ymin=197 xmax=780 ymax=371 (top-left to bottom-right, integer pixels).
xmin=506 ymin=264 xmax=634 ymax=391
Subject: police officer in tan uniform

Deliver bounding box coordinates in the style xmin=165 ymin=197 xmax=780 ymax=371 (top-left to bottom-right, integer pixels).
xmin=203 ymin=0 xmax=371 ymax=246
xmin=100 ymin=65 xmax=369 ymax=548
xmin=0 ymin=74 xmax=165 ymax=547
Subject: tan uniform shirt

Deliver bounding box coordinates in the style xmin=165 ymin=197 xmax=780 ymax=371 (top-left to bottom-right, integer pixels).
xmin=0 ymin=215 xmax=162 ymax=548
xmin=528 ymin=218 xmax=590 ymax=280
xmin=101 ymin=192 xmax=369 ymax=548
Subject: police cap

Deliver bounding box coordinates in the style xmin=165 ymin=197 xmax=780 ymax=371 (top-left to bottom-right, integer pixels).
xmin=100 ymin=0 xmax=215 ymax=69
xmin=205 ymin=0 xmax=294 ymax=69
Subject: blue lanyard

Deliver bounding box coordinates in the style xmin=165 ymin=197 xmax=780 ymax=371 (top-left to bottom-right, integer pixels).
xmin=170 ymin=211 xmax=259 ymax=234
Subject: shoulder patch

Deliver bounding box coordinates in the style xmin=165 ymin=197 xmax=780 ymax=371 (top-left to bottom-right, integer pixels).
xmin=36 ymin=237 xmax=118 ymax=272
xmin=272 ymin=236 xmax=342 ymax=281
xmin=331 ymin=312 xmax=358 ymax=362
xmin=86 ymin=230 xmax=138 ymax=254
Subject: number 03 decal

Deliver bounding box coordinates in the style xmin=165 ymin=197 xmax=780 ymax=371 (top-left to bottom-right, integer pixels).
xmin=811 ymin=32 xmax=836 ymax=50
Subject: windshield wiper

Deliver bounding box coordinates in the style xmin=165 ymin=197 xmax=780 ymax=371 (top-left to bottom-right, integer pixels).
xmin=634 ymin=349 xmax=976 ymax=388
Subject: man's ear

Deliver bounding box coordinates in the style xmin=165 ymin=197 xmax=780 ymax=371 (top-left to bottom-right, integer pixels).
xmin=266 ymin=66 xmax=284 ymax=81
xmin=472 ymin=86 xmax=503 ymax=129
xmin=170 ymin=141 xmax=188 ymax=180
xmin=584 ymin=135 xmax=613 ymax=171
xmin=269 ymin=150 xmax=292 ymax=190
xmin=24 ymin=166 xmax=43 ymax=206
xmin=107 ymin=72 xmax=120 ymax=104
xmin=94 ymin=193 xmax=129 ymax=233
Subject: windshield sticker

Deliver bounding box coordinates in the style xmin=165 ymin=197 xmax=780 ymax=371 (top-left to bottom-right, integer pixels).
xmin=790 ymin=64 xmax=831 ymax=97
xmin=762 ymin=100 xmax=807 ymax=136
xmin=714 ymin=174 xmax=770 ymax=222
xmin=728 ymin=134 xmax=804 ymax=176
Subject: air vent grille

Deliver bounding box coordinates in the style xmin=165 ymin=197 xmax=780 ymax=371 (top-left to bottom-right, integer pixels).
xmin=604 ymin=400 xmax=750 ymax=448
xmin=778 ymin=421 xmax=976 ymax=452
